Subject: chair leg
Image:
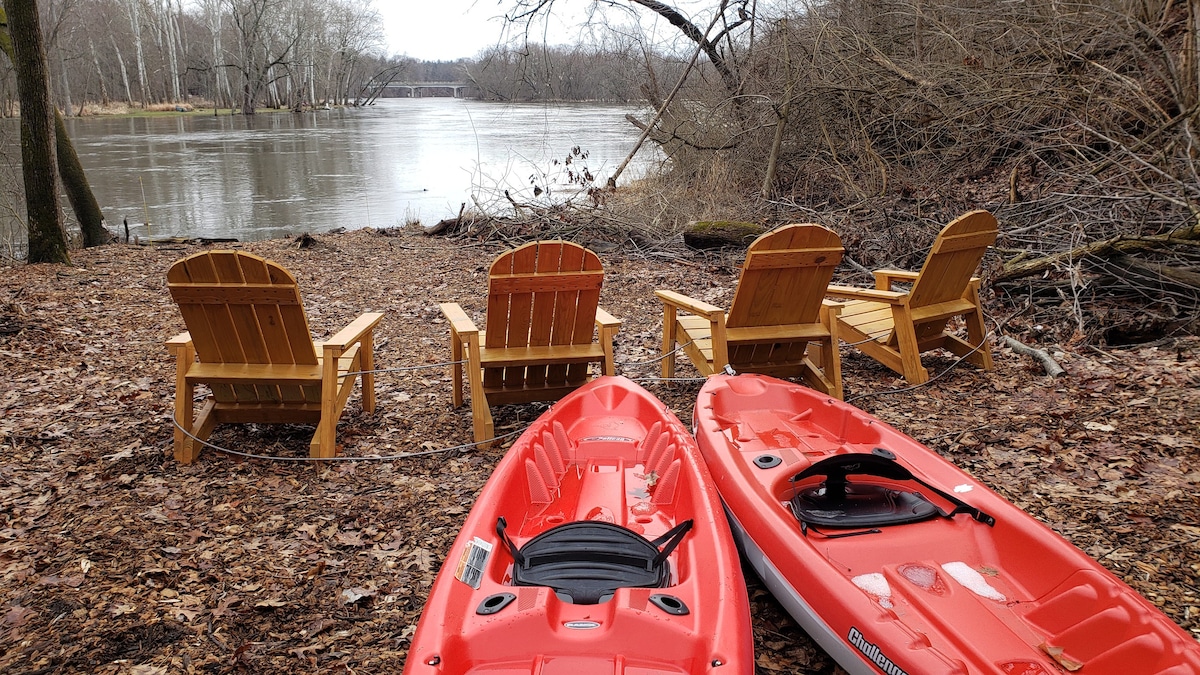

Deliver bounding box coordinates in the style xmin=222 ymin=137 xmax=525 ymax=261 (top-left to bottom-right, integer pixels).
xmin=661 ymin=304 xmax=677 ymax=379
xmin=464 ymin=333 xmax=494 ymax=448
xmin=180 ymin=400 xmax=218 ymax=464
xmin=449 ymin=328 xmax=464 ymax=408
xmin=600 ymin=326 xmax=616 ymax=377
xmin=964 ymin=285 xmax=993 ymax=371
xmin=709 ymin=313 xmax=729 ymax=375
xmin=360 ymin=331 xmax=376 ymax=414
xmin=892 ymin=311 xmax=929 ymax=384
xmin=315 ymin=348 xmax=340 ymax=459
xmin=172 ymin=343 xmax=195 ymax=461
xmin=822 ymin=305 xmax=843 ymax=399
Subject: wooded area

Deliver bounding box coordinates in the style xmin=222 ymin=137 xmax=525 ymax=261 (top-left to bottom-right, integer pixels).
xmin=490 ymin=0 xmax=1200 ymax=346
xmin=0 ymin=0 xmax=393 ymax=115
xmin=0 ymin=0 xmax=1195 ymax=338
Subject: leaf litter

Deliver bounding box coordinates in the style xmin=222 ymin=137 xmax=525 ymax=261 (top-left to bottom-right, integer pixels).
xmin=0 ymin=228 xmax=1196 ymax=673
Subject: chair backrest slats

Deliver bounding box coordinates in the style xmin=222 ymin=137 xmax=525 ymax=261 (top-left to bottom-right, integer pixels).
xmin=484 ymin=241 xmax=604 ymax=388
xmin=727 ymin=225 xmax=843 ymax=329
xmin=908 ymin=210 xmax=997 ymax=310
xmin=168 ymin=250 xmax=318 ymax=404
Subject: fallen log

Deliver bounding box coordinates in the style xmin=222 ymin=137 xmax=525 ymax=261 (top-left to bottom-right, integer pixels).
xmin=996 ymin=221 xmax=1200 ymax=282
xmin=682 ymin=221 xmax=766 ymax=250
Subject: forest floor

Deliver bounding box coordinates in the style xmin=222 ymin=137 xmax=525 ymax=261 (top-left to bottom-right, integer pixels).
xmin=0 ymin=228 xmax=1197 ymax=674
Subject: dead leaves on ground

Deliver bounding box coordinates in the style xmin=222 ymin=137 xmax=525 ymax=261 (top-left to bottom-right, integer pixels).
xmin=0 ymin=230 xmax=1196 ymax=673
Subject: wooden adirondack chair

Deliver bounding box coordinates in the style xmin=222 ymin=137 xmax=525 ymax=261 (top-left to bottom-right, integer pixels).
xmin=826 ymin=209 xmax=997 ymax=384
xmin=655 ymin=224 xmax=845 ymax=398
xmin=439 ymin=241 xmax=621 ymax=446
xmin=165 ymin=250 xmax=383 ymax=463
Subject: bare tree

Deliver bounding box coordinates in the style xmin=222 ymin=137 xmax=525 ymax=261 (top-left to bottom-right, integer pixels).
xmin=122 ymin=0 xmax=149 ymax=104
xmin=1 ymin=7 xmax=107 ymax=248
xmin=2 ymin=0 xmax=68 ymax=263
xmin=226 ymin=0 xmax=303 ymax=113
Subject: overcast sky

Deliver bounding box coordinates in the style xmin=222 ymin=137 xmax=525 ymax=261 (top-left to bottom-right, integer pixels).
xmin=377 ymin=1 xmax=588 ymax=62
xmin=376 ymin=0 xmax=704 ymax=62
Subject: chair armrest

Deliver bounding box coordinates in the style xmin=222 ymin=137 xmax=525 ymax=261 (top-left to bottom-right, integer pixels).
xmin=323 ymin=312 xmax=385 ymax=350
xmin=655 ymin=290 xmax=724 ymax=318
xmin=439 ymin=303 xmax=478 ymax=337
xmin=825 ymin=284 xmax=908 ymax=303
xmin=873 ymin=269 xmax=918 ymax=290
xmin=595 ymin=307 xmax=621 ymax=330
xmin=165 ymin=331 xmax=193 ymax=348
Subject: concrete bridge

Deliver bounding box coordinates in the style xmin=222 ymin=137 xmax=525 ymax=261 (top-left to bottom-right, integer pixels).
xmin=381 ymin=82 xmax=478 ymax=98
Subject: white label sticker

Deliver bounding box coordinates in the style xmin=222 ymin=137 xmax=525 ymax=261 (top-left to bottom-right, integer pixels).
xmin=454 ymin=537 xmax=493 ymax=589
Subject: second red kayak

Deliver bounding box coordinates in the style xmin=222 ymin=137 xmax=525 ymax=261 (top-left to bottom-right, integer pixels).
xmin=404 ymin=376 xmax=753 ymax=675
xmin=694 ymin=373 xmax=1200 ymax=675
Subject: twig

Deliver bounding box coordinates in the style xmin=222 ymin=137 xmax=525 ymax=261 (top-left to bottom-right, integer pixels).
xmin=1003 ymin=336 xmax=1065 ymax=376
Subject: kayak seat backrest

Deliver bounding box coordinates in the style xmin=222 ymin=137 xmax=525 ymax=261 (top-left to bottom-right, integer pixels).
xmin=497 ymin=518 xmax=693 ymax=605
xmin=788 ymin=451 xmax=995 ymax=528
xmin=790 ymin=483 xmax=940 ymax=528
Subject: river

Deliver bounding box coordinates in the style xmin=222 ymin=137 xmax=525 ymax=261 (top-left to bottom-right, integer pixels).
xmin=52 ymin=98 xmax=658 ymax=242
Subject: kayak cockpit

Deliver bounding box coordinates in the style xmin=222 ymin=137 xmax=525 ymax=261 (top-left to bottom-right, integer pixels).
xmin=786 ymin=449 xmax=996 ymax=531
xmin=496 ymin=517 xmax=693 ymax=604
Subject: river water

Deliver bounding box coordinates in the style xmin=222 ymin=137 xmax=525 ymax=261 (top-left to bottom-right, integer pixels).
xmin=56 ymin=98 xmax=657 ymax=242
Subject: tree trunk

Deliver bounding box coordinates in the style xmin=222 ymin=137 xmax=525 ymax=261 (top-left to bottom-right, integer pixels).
xmin=629 ymin=0 xmax=743 ymax=95
xmin=89 ymin=38 xmax=110 ymax=105
xmin=163 ymin=2 xmax=181 ymax=102
xmin=56 ymin=44 xmax=73 ymax=116
xmin=996 ymin=222 xmax=1200 ymax=282
xmin=682 ymin=221 xmax=766 ymax=250
xmin=111 ymin=35 xmax=133 ymax=104
xmin=2 ymin=8 xmax=107 ymax=248
xmin=125 ymin=0 xmax=149 ymax=105
xmin=762 ymin=18 xmax=792 ymax=198
xmin=2 ymin=0 xmax=69 ymax=263
xmin=55 ymin=110 xmax=109 ymax=247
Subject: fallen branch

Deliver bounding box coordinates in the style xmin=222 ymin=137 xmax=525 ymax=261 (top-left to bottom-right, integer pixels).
xmin=996 ymin=221 xmax=1200 ymax=282
xmin=1003 ymin=336 xmax=1065 ymax=377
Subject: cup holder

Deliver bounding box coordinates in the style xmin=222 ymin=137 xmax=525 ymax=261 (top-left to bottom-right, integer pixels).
xmin=476 ymin=592 xmax=517 ymax=615
xmin=649 ymin=593 xmax=690 ymax=615
xmin=753 ymin=454 xmax=782 ymax=469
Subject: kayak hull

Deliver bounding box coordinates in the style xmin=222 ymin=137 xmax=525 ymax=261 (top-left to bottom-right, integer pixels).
xmin=695 ymin=373 xmax=1200 ymax=675
xmin=405 ymin=376 xmax=753 ymax=675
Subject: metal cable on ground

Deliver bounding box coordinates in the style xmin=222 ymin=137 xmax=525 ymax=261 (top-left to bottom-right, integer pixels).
xmin=844 ymin=323 xmax=997 ymax=404
xmin=169 ymin=413 xmax=526 ymax=462
xmin=177 ymin=357 xmax=518 ymax=461
xmin=615 ymin=340 xmax=714 ymax=384
xmin=614 ymin=341 xmax=694 ymax=368
xmin=339 ymin=359 xmax=465 ymax=379
xmin=632 ymin=375 xmax=710 ymax=384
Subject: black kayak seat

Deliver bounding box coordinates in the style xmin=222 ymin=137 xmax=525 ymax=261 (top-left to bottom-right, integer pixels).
xmin=496 ymin=517 xmax=693 ymax=604
xmin=789 ymin=450 xmax=995 ymax=529
xmin=792 ymin=482 xmax=940 ymax=528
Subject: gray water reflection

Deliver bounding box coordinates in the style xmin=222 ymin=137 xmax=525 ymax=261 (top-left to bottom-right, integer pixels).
xmin=62 ymin=99 xmax=658 ymax=242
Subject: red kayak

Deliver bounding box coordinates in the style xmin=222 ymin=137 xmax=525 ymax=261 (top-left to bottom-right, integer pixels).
xmin=694 ymin=373 xmax=1200 ymax=675
xmin=404 ymin=376 xmax=753 ymax=675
